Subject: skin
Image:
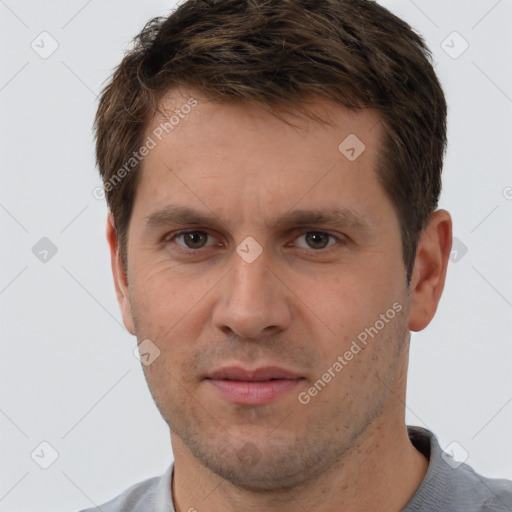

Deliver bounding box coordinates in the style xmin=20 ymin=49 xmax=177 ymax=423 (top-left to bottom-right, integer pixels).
xmin=107 ymin=87 xmax=452 ymax=512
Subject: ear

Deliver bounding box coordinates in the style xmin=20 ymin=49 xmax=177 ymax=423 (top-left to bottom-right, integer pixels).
xmin=106 ymin=212 xmax=135 ymax=335
xmin=408 ymin=209 xmax=452 ymax=332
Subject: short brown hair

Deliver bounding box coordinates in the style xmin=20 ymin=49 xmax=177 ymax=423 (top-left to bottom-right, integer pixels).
xmin=95 ymin=0 xmax=447 ymax=282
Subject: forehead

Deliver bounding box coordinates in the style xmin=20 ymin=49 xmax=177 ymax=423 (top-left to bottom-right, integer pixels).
xmin=135 ymin=87 xmax=390 ymax=228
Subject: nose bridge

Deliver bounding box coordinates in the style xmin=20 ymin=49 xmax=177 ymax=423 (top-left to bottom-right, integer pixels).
xmin=232 ymin=252 xmax=270 ymax=304
xmin=212 ymin=248 xmax=291 ymax=339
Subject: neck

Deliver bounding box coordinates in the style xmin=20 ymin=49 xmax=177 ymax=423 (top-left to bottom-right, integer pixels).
xmin=171 ymin=356 xmax=428 ymax=512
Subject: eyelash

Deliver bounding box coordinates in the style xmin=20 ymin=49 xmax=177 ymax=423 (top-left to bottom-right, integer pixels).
xmin=163 ymin=229 xmax=346 ymax=254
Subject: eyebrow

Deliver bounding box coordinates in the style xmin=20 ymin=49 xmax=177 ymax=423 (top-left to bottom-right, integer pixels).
xmin=144 ymin=205 xmax=373 ymax=232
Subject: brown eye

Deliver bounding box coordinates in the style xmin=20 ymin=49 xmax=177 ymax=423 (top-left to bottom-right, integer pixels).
xmin=176 ymin=231 xmax=210 ymax=249
xmin=294 ymin=231 xmax=337 ymax=250
xmin=304 ymin=232 xmax=331 ymax=249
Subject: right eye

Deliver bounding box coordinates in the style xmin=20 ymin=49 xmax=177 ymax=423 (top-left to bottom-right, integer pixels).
xmin=169 ymin=230 xmax=217 ymax=250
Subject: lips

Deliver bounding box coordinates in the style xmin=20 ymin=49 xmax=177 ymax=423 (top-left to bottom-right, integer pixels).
xmin=205 ymin=366 xmax=304 ymax=406
xmin=207 ymin=366 xmax=302 ymax=381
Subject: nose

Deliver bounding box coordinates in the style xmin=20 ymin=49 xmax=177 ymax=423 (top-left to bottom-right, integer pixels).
xmin=212 ymin=251 xmax=293 ymax=340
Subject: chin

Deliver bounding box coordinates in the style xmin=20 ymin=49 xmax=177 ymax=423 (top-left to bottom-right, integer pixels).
xmin=207 ymin=457 xmax=314 ymax=492
xmin=182 ymin=432 xmax=337 ymax=492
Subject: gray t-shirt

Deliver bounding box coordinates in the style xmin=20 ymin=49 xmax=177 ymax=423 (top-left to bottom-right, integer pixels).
xmin=79 ymin=427 xmax=512 ymax=511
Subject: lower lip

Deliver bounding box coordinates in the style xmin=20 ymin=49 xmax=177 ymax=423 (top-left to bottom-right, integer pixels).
xmin=206 ymin=378 xmax=302 ymax=405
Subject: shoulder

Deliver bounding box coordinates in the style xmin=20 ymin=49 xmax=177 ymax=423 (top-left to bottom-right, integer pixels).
xmin=450 ymin=462 xmax=512 ymax=511
xmin=77 ymin=465 xmax=173 ymax=512
xmin=406 ymin=426 xmax=512 ymax=512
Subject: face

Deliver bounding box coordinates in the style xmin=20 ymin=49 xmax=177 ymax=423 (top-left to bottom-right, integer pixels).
xmin=112 ymin=88 xmax=417 ymax=491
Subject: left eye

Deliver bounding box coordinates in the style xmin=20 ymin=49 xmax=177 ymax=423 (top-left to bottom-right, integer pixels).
xmin=294 ymin=231 xmax=337 ymax=250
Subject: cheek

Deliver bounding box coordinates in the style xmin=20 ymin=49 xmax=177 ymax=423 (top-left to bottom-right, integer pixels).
xmin=128 ymin=261 xmax=215 ymax=342
xmin=292 ymin=266 xmax=403 ymax=347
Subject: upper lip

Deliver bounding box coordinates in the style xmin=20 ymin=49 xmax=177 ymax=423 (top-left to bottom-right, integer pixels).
xmin=206 ymin=366 xmax=303 ymax=381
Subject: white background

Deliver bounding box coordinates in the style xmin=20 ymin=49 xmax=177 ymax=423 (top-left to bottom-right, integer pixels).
xmin=0 ymin=1 xmax=511 ymax=510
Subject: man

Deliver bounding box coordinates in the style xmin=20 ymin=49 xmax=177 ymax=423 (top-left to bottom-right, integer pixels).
xmin=83 ymin=0 xmax=512 ymax=510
